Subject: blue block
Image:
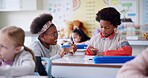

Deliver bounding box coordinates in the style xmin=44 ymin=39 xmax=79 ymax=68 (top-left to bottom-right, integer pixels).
xmin=76 ymin=44 xmax=88 ymax=49
xmin=61 ymin=44 xmax=88 ymax=49
xmin=93 ymin=56 xmax=135 ymax=64
xmin=61 ymin=45 xmax=70 ymax=48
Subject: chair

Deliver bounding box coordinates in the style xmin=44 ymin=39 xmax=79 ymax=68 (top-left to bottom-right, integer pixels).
xmin=41 ymin=57 xmax=52 ymax=78
xmin=35 ymin=56 xmax=52 ymax=78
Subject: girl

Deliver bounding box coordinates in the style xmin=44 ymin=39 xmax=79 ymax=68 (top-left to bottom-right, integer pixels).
xmin=71 ymin=28 xmax=90 ymax=44
xmin=30 ymin=13 xmax=77 ymax=76
xmin=30 ymin=13 xmax=77 ymax=60
xmin=0 ymin=26 xmax=35 ymax=76
xmin=61 ymin=28 xmax=90 ymax=46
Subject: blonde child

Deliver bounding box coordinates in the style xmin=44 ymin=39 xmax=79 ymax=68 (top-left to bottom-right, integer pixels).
xmin=0 ymin=26 xmax=35 ymax=76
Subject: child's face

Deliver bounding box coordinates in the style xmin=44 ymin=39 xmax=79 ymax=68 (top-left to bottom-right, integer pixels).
xmin=100 ymin=20 xmax=115 ymax=37
xmin=0 ymin=33 xmax=17 ymax=61
xmin=71 ymin=33 xmax=81 ymax=43
xmin=42 ymin=26 xmax=58 ymax=45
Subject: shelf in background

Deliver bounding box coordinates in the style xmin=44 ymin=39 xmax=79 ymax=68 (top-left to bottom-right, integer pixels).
xmin=128 ymin=40 xmax=148 ymax=46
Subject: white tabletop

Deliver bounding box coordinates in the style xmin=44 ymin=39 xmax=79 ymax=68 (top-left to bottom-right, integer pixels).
xmin=52 ymin=55 xmax=122 ymax=68
xmin=52 ymin=55 xmax=122 ymax=78
xmin=0 ymin=76 xmax=48 ymax=78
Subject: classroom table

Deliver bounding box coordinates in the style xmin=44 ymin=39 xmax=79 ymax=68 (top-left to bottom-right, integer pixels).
xmin=0 ymin=76 xmax=48 ymax=78
xmin=52 ymin=55 xmax=123 ymax=78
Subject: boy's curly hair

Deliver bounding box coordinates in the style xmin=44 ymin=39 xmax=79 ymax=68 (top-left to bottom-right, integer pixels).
xmin=30 ymin=13 xmax=53 ymax=34
xmin=96 ymin=7 xmax=121 ymax=28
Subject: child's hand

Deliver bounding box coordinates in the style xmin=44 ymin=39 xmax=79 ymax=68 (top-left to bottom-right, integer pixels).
xmin=87 ymin=45 xmax=98 ymax=55
xmin=60 ymin=44 xmax=77 ymax=57
xmin=59 ymin=48 xmax=70 ymax=57
xmin=69 ymin=44 xmax=77 ymax=55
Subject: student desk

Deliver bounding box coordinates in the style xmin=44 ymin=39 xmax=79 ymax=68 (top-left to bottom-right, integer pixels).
xmin=52 ymin=55 xmax=122 ymax=78
xmin=0 ymin=76 xmax=48 ymax=78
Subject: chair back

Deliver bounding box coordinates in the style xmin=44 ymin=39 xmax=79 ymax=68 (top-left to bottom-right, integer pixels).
xmin=41 ymin=57 xmax=52 ymax=78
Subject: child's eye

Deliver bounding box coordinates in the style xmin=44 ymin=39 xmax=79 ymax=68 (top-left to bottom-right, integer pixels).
xmin=0 ymin=44 xmax=7 ymax=49
xmin=105 ymin=27 xmax=109 ymax=29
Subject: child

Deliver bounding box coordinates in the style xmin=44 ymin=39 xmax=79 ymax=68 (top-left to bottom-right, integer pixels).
xmin=30 ymin=13 xmax=77 ymax=60
xmin=61 ymin=28 xmax=90 ymax=48
xmin=61 ymin=28 xmax=90 ymax=45
xmin=85 ymin=7 xmax=132 ymax=56
xmin=71 ymin=28 xmax=90 ymax=44
xmin=0 ymin=26 xmax=35 ymax=76
xmin=116 ymin=48 xmax=148 ymax=78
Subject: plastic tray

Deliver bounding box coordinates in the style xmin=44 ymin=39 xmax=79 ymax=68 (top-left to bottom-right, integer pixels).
xmin=93 ymin=56 xmax=135 ymax=64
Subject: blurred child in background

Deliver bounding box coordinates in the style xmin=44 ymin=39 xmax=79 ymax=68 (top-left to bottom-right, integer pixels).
xmin=61 ymin=28 xmax=90 ymax=45
xmin=0 ymin=26 xmax=35 ymax=76
xmin=71 ymin=28 xmax=90 ymax=44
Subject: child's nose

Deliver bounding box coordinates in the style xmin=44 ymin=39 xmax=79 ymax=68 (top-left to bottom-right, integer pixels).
xmin=101 ymin=28 xmax=106 ymax=33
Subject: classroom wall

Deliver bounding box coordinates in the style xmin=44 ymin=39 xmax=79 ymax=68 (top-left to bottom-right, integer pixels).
xmin=0 ymin=0 xmax=49 ymax=31
xmin=0 ymin=11 xmax=49 ymax=31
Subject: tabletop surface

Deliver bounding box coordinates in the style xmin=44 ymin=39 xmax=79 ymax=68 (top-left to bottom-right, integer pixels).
xmin=0 ymin=76 xmax=48 ymax=78
xmin=52 ymin=55 xmax=123 ymax=68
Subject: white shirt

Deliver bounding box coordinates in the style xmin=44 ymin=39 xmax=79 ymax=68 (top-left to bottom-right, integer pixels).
xmin=0 ymin=50 xmax=35 ymax=76
xmin=88 ymin=33 xmax=128 ymax=52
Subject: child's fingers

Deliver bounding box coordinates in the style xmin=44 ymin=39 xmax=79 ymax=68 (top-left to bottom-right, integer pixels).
xmin=89 ymin=47 xmax=98 ymax=55
xmin=88 ymin=45 xmax=94 ymax=48
xmin=59 ymin=48 xmax=69 ymax=57
xmin=70 ymin=44 xmax=77 ymax=52
xmin=91 ymin=48 xmax=99 ymax=52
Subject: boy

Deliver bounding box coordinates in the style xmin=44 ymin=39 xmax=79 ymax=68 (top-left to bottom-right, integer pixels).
xmin=85 ymin=7 xmax=132 ymax=56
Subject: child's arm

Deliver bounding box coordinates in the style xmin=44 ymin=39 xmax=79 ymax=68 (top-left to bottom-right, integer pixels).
xmin=103 ymin=45 xmax=132 ymax=56
xmin=85 ymin=45 xmax=98 ymax=55
xmin=103 ymin=41 xmax=132 ymax=56
xmin=103 ymin=35 xmax=132 ymax=56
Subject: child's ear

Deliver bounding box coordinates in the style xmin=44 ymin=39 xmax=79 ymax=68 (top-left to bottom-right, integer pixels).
xmin=15 ymin=46 xmax=22 ymax=53
xmin=40 ymin=34 xmax=46 ymax=41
